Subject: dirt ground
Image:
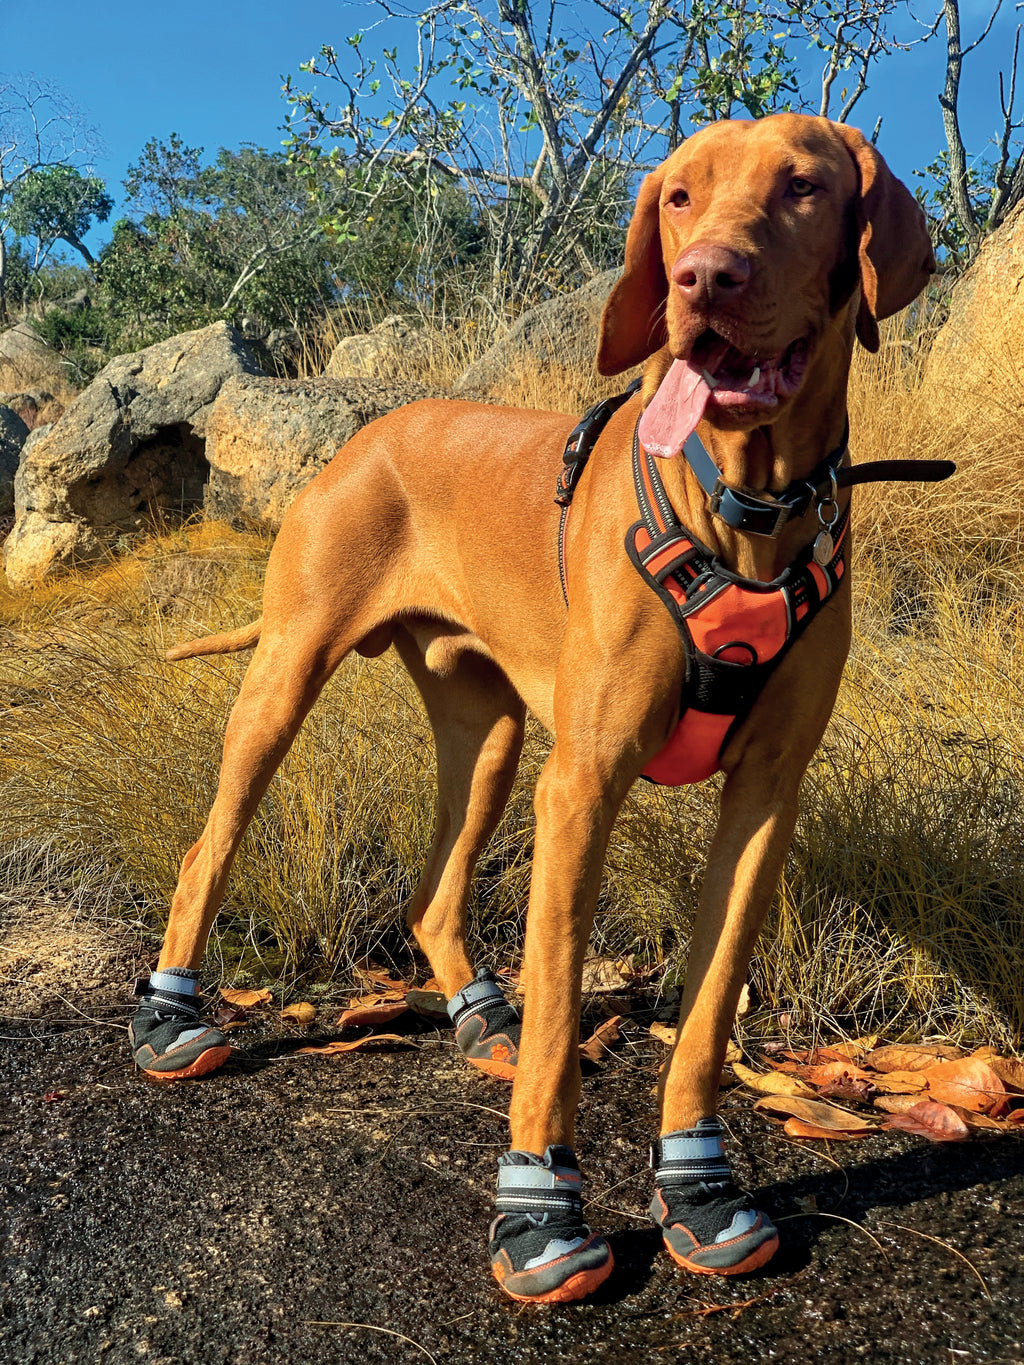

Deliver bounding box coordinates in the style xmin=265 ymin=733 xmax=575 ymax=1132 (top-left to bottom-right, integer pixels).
xmin=2 ymin=902 xmax=1023 ymax=1365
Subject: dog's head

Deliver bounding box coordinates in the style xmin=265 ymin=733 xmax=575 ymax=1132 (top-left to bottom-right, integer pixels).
xmin=597 ymin=114 xmax=934 ymax=436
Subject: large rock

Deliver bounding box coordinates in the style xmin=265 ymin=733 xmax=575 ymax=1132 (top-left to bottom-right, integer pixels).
xmin=454 ymin=270 xmax=618 ymax=398
xmin=4 ymin=322 xmax=267 ymax=585
xmin=925 ymin=204 xmax=1024 ymax=396
xmin=0 ymin=322 xmax=62 ymax=387
xmin=0 ymin=405 xmax=30 ymax=516
xmin=205 ymin=375 xmax=447 ymax=525
xmin=324 ymin=315 xmax=427 ymax=380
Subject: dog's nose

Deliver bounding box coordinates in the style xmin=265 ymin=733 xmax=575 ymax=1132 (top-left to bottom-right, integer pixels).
xmin=671 ymin=245 xmax=752 ymax=306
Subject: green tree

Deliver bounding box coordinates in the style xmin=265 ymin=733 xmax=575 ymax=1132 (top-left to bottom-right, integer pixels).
xmin=8 ymin=163 xmax=112 ymax=270
xmin=283 ymin=0 xmax=903 ymax=304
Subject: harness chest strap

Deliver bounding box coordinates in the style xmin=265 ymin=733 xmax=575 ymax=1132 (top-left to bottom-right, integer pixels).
xmin=553 ymin=389 xmax=955 ymax=788
xmin=628 ymin=427 xmax=849 ymax=786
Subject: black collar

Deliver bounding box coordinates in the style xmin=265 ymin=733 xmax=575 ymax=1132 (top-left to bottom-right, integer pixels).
xmin=679 ymin=418 xmax=956 ymax=539
xmin=680 ymin=422 xmax=850 ymax=538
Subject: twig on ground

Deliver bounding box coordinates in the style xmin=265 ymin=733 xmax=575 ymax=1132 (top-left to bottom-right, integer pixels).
xmin=303 ymin=1321 xmax=438 ymax=1364
xmin=875 ymin=1220 xmax=992 ymax=1299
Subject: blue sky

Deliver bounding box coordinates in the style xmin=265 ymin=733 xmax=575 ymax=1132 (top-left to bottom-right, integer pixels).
xmin=0 ymin=0 xmax=1016 ymax=252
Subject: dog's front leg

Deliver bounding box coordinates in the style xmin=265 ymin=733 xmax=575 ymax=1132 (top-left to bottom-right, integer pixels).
xmin=489 ymin=738 xmax=636 ymax=1304
xmin=652 ymin=602 xmax=851 ymax=1277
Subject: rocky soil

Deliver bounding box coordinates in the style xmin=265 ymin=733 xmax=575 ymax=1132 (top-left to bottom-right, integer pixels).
xmin=2 ymin=903 xmax=1023 ymax=1365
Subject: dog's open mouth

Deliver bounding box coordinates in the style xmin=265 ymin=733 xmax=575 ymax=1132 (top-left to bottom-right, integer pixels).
xmin=692 ymin=330 xmax=809 ymax=407
xmin=638 ymin=330 xmax=810 ymax=459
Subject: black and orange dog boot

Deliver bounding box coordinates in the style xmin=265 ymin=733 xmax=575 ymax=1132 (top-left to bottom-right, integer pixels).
xmin=447 ymin=968 xmax=521 ymax=1080
xmin=128 ymin=968 xmax=231 ymax=1082
xmin=489 ymin=1146 xmax=614 ymax=1303
xmin=650 ymin=1118 xmax=779 ymax=1275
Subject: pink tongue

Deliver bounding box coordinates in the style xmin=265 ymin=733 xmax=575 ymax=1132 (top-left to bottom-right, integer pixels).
xmin=637 ymin=358 xmax=710 ymax=458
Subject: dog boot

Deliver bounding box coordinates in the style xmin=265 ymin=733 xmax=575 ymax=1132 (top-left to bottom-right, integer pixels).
xmin=128 ymin=968 xmax=231 ymax=1082
xmin=650 ymin=1117 xmax=779 ymax=1275
xmin=447 ymin=968 xmax=521 ymax=1080
xmin=489 ymin=1146 xmax=614 ymax=1303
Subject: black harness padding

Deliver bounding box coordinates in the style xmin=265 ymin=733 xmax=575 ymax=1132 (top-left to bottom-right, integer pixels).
xmin=556 ymin=378 xmax=642 ymax=606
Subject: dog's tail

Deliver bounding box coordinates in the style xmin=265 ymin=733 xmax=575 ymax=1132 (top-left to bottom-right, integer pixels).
xmin=165 ymin=617 xmax=263 ymax=662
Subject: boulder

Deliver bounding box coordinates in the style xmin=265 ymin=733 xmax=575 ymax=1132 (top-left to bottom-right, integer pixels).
xmin=4 ymin=321 xmax=267 ymax=586
xmin=205 ymin=375 xmax=447 ymax=525
xmin=0 ymin=405 xmax=30 ymax=516
xmin=324 ymin=315 xmax=426 ymax=380
xmin=454 ymin=270 xmax=618 ymax=398
xmin=0 ymin=389 xmax=59 ymax=429
xmin=0 ymin=321 xmax=61 ymax=386
xmin=925 ymin=203 xmax=1024 ymax=396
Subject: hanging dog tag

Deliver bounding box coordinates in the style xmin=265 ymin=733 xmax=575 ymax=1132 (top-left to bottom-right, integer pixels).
xmin=813 ymin=531 xmax=834 ymax=565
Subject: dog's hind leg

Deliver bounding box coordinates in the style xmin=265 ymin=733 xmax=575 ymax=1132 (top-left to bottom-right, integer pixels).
xmin=129 ymin=624 xmax=351 ymax=1080
xmin=394 ymin=628 xmax=526 ymax=1079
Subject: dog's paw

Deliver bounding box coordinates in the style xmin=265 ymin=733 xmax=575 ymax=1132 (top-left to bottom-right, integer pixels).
xmin=490 ymin=1146 xmax=613 ymax=1302
xmin=650 ymin=1119 xmax=779 ymax=1275
xmin=447 ymin=968 xmax=520 ymax=1080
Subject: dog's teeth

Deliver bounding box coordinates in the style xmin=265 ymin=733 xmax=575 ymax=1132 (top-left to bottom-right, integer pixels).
xmin=702 ymin=369 xmax=718 ymax=389
xmin=748 ymin=367 xmax=761 ymax=388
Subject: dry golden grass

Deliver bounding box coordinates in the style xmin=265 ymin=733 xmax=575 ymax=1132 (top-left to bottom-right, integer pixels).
xmin=1 ymin=317 xmax=1022 ymax=1045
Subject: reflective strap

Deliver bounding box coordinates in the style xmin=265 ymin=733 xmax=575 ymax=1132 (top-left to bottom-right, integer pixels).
xmin=149 ymin=969 xmax=200 ymax=996
xmin=656 ymin=1134 xmax=724 ymax=1163
xmin=651 ymin=1127 xmax=731 ymax=1185
xmin=498 ymin=1165 xmax=581 ymax=1193
xmin=446 ymin=972 xmax=505 ymax=1023
xmin=496 ymin=1157 xmax=582 ymax=1214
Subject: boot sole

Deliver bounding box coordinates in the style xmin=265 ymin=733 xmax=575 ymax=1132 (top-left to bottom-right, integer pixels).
xmin=493 ymin=1250 xmax=614 ymax=1303
xmin=663 ymin=1231 xmax=779 ymax=1276
xmin=466 ymin=1053 xmax=517 ymax=1081
xmin=140 ymin=1044 xmax=232 ymax=1082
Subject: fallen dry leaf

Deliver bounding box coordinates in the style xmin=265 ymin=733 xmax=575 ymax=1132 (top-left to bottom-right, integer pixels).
xmin=649 ymin=1022 xmax=677 ymax=1046
xmin=336 ymin=1001 xmax=409 ymax=1029
xmin=348 ymin=990 xmax=406 ymax=1007
xmin=754 ymin=1094 xmax=878 ymax=1134
xmin=352 ymin=967 xmax=411 ymax=996
xmin=988 ymin=1056 xmax=1024 ymax=1094
xmin=783 ymin=1117 xmax=874 ymax=1140
xmin=882 ymin=1100 xmax=970 ymax=1142
xmin=580 ymin=958 xmax=633 ymax=993
xmin=865 ymin=1044 xmax=963 ymax=1073
xmin=871 ymin=1069 xmax=928 ymax=1095
xmin=279 ymin=1001 xmax=317 ymax=1026
xmin=211 ymin=1002 xmax=250 ymax=1030
xmin=219 ymin=987 xmax=273 ymax=1008
xmin=833 ymin=1034 xmax=880 ymax=1060
xmin=733 ymin=1062 xmax=814 ymax=1098
xmin=406 ymin=989 xmax=449 ymax=1020
xmin=873 ymin=1093 xmax=927 ymax=1115
xmin=297 ymin=1034 xmax=412 ymax=1055
xmin=970 ymin=1045 xmax=1002 ymax=1062
xmin=580 ymin=1015 xmax=623 ymax=1063
xmin=923 ymin=1058 xmax=1009 ymax=1116
xmin=724 ymin=1039 xmax=742 ymax=1065
xmin=777 ymin=1047 xmax=859 ymax=1066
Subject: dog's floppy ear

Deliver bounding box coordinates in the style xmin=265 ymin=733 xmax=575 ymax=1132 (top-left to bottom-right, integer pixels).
xmin=833 ymin=123 xmax=935 ymax=353
xmin=596 ymin=167 xmax=668 ymax=375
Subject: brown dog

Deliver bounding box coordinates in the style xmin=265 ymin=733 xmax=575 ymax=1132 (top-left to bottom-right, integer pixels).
xmin=129 ymin=114 xmax=934 ymax=1304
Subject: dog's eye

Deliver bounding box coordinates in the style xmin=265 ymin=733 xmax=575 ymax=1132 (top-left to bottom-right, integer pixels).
xmin=666 ymin=188 xmax=690 ymax=209
xmin=790 ymin=177 xmax=816 ymax=198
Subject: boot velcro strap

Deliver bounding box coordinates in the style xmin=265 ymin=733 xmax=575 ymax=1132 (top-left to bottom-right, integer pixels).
xmin=651 ymin=1130 xmax=730 ymax=1185
xmin=446 ymin=971 xmax=507 ymax=1024
xmin=496 ymin=1163 xmax=582 ymax=1215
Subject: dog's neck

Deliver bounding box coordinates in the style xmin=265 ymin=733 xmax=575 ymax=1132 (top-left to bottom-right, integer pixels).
xmin=641 ymin=315 xmax=856 ymax=582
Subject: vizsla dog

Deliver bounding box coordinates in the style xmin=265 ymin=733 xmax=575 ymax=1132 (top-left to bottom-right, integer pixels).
xmin=129 ymin=114 xmax=939 ymax=1303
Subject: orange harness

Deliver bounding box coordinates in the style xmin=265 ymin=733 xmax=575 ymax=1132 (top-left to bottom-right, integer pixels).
xmin=555 ymin=388 xmax=952 ymax=789
xmin=625 ymin=432 xmax=847 ymax=785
